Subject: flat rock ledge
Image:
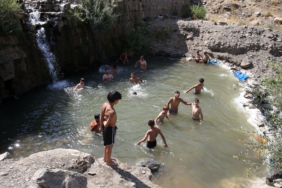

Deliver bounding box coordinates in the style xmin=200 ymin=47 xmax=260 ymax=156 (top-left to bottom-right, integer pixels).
xmin=0 ymin=148 xmax=160 ymax=188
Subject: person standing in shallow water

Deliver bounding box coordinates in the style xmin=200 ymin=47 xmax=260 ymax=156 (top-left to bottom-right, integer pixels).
xmin=167 ymin=91 xmax=190 ymax=114
xmin=102 ymin=69 xmax=113 ymax=82
xmin=74 ymin=78 xmax=87 ymax=91
xmin=135 ymin=55 xmax=147 ymax=71
xmin=185 ymin=78 xmax=205 ymax=94
xmin=189 ymin=98 xmax=203 ymax=125
xmin=138 ymin=119 xmax=168 ymax=149
xmin=129 ymin=72 xmax=142 ymax=84
xmin=100 ymin=91 xmax=122 ymax=166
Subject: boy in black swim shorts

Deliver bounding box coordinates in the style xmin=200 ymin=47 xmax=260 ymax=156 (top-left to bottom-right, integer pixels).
xmin=100 ymin=90 xmax=122 ymax=166
xmin=138 ymin=119 xmax=168 ymax=149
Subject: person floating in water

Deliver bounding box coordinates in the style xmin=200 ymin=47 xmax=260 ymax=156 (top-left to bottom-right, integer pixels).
xmin=155 ymin=105 xmax=171 ymax=125
xmin=135 ymin=55 xmax=147 ymax=71
xmin=116 ymin=51 xmax=128 ymax=64
xmin=89 ymin=114 xmax=103 ymax=132
xmin=105 ymin=65 xmax=118 ymax=74
xmin=190 ymin=98 xmax=203 ymax=125
xmin=100 ymin=90 xmax=122 ymax=166
xmin=185 ymin=78 xmax=204 ymax=94
xmin=167 ymin=91 xmax=190 ymax=114
xmin=194 ymin=51 xmax=203 ymax=63
xmin=129 ymin=72 xmax=142 ymax=83
xmin=133 ymin=92 xmax=137 ymax=95
xmin=74 ymin=78 xmax=87 ymax=91
xmin=137 ymin=119 xmax=168 ymax=148
xmin=199 ymin=52 xmax=210 ymax=64
xmin=103 ymin=69 xmax=114 ymax=82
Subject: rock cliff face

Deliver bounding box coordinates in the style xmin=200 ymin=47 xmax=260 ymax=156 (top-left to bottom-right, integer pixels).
xmin=0 ymin=148 xmax=160 ymax=188
xmin=150 ymin=19 xmax=282 ymax=77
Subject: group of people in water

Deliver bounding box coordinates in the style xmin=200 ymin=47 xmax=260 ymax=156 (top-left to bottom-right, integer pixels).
xmin=74 ymin=52 xmax=208 ymax=166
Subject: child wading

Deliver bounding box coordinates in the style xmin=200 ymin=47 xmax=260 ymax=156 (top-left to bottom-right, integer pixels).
xmin=138 ymin=119 xmax=168 ymax=148
xmin=100 ymin=90 xmax=122 ymax=166
xmin=155 ymin=105 xmax=171 ymax=125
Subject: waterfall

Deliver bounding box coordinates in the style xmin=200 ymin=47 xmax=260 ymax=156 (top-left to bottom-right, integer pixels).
xmin=29 ymin=8 xmax=59 ymax=82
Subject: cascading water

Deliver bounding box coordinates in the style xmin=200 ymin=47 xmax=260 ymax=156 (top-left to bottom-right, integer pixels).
xmin=29 ymin=8 xmax=59 ymax=82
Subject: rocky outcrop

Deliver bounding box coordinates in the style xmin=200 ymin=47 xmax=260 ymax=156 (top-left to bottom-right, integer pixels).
xmin=150 ymin=19 xmax=282 ymax=77
xmin=0 ymin=149 xmax=159 ymax=188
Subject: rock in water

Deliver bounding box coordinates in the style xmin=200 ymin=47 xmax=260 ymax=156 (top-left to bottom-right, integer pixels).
xmin=138 ymin=159 xmax=162 ymax=173
xmin=266 ymin=171 xmax=282 ymax=185
xmin=0 ymin=152 xmax=12 ymax=161
xmin=33 ymin=168 xmax=87 ymax=188
xmin=240 ymin=60 xmax=252 ymax=69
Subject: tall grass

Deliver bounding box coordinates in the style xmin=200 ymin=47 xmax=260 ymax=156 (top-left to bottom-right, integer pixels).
xmin=181 ymin=4 xmax=207 ymax=19
xmin=0 ymin=0 xmax=22 ymax=35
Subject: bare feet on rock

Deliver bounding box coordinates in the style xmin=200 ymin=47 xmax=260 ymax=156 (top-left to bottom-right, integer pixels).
xmin=106 ymin=160 xmax=118 ymax=166
xmin=104 ymin=158 xmax=116 ymax=162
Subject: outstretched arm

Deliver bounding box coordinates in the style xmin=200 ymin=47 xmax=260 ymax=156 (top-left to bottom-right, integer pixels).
xmin=155 ymin=114 xmax=162 ymax=125
xmin=100 ymin=107 xmax=104 ymax=130
xmin=138 ymin=132 xmax=149 ymax=145
xmin=159 ymin=130 xmax=168 ymax=147
xmin=199 ymin=109 xmax=203 ymax=125
xmin=74 ymin=85 xmax=79 ymax=91
xmin=185 ymin=84 xmax=199 ymax=93
xmin=180 ymin=98 xmax=192 ymax=105
xmin=167 ymin=98 xmax=172 ymax=112
xmin=135 ymin=60 xmax=140 ymax=67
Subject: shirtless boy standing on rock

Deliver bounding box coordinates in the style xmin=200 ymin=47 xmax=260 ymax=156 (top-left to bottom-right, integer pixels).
xmin=135 ymin=55 xmax=147 ymax=71
xmin=129 ymin=72 xmax=142 ymax=84
xmin=186 ymin=78 xmax=204 ymax=94
xmin=100 ymin=91 xmax=122 ymax=166
xmin=190 ymin=98 xmax=203 ymax=125
xmin=167 ymin=91 xmax=190 ymax=114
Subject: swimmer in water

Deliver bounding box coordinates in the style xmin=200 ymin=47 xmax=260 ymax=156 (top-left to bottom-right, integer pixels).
xmin=185 ymin=78 xmax=204 ymax=94
xmin=137 ymin=119 xmax=168 ymax=148
xmin=199 ymin=52 xmax=210 ymax=64
xmin=105 ymin=65 xmax=118 ymax=74
xmin=189 ymin=98 xmax=203 ymax=125
xmin=155 ymin=105 xmax=171 ymax=125
xmin=167 ymin=91 xmax=190 ymax=114
xmin=129 ymin=72 xmax=142 ymax=84
xmin=103 ymin=69 xmax=114 ymax=82
xmin=74 ymin=78 xmax=87 ymax=91
xmin=100 ymin=91 xmax=122 ymax=166
xmin=89 ymin=114 xmax=103 ymax=132
xmin=194 ymin=51 xmax=203 ymax=63
xmin=135 ymin=55 xmax=147 ymax=71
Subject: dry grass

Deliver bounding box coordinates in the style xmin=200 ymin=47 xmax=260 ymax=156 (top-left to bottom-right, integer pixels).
xmin=265 ymin=11 xmax=273 ymax=17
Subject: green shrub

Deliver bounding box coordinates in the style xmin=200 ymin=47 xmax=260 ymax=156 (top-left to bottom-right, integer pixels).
xmin=155 ymin=25 xmax=170 ymax=40
xmin=0 ymin=0 xmax=22 ymax=35
xmin=71 ymin=0 xmax=121 ymax=33
xmin=191 ymin=4 xmax=207 ymax=19
xmin=181 ymin=4 xmax=192 ymax=18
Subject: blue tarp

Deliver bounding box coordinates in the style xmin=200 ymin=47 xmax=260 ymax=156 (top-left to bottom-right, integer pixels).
xmin=209 ymin=59 xmax=220 ymax=65
xmin=234 ymin=72 xmax=249 ymax=82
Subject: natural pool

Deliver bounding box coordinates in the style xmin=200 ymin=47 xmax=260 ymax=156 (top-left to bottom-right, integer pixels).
xmin=0 ymin=57 xmax=262 ymax=187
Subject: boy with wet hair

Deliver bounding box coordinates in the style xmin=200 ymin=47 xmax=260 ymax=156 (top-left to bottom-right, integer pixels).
xmin=167 ymin=91 xmax=190 ymax=114
xmin=89 ymin=114 xmax=102 ymax=132
xmin=185 ymin=78 xmax=205 ymax=94
xmin=189 ymin=98 xmax=203 ymax=125
xmin=129 ymin=72 xmax=142 ymax=83
xmin=135 ymin=55 xmax=147 ymax=71
xmin=138 ymin=119 xmax=168 ymax=149
xmin=155 ymin=105 xmax=171 ymax=125
xmin=100 ymin=90 xmax=122 ymax=166
xmin=74 ymin=78 xmax=87 ymax=91
xmin=194 ymin=51 xmax=203 ymax=63
xmin=200 ymin=52 xmax=210 ymax=64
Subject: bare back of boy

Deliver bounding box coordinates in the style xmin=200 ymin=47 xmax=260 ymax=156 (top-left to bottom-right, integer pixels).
xmin=147 ymin=127 xmax=160 ymax=141
xmin=194 ymin=83 xmax=204 ymax=94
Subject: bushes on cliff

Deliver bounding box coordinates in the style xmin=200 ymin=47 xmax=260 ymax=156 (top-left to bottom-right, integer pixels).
xmin=181 ymin=4 xmax=206 ymax=19
xmin=0 ymin=0 xmax=22 ymax=35
xmin=69 ymin=0 xmax=121 ymax=32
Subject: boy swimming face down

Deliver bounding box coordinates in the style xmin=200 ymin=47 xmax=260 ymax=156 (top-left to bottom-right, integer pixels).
xmin=138 ymin=120 xmax=168 ymax=148
xmin=167 ymin=91 xmax=190 ymax=114
xmin=100 ymin=90 xmax=122 ymax=166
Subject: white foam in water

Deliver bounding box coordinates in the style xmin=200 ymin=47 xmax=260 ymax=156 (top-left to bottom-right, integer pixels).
xmin=48 ymin=80 xmax=71 ymax=90
xmin=203 ymin=87 xmax=214 ymax=96
xmin=128 ymin=84 xmax=148 ymax=98
xmin=219 ymin=74 xmax=227 ymax=77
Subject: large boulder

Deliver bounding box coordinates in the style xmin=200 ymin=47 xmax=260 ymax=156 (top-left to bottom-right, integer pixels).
xmin=138 ymin=159 xmax=162 ymax=173
xmin=274 ymin=17 xmax=282 ymax=24
xmin=0 ymin=152 xmax=12 ymax=161
xmin=266 ymin=171 xmax=282 ymax=184
xmin=33 ymin=168 xmax=87 ymax=188
xmin=240 ymin=60 xmax=252 ymax=69
xmin=250 ymin=20 xmax=260 ymax=26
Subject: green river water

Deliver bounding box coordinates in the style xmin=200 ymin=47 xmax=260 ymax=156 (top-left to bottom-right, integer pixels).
xmin=0 ymin=57 xmax=265 ymax=187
